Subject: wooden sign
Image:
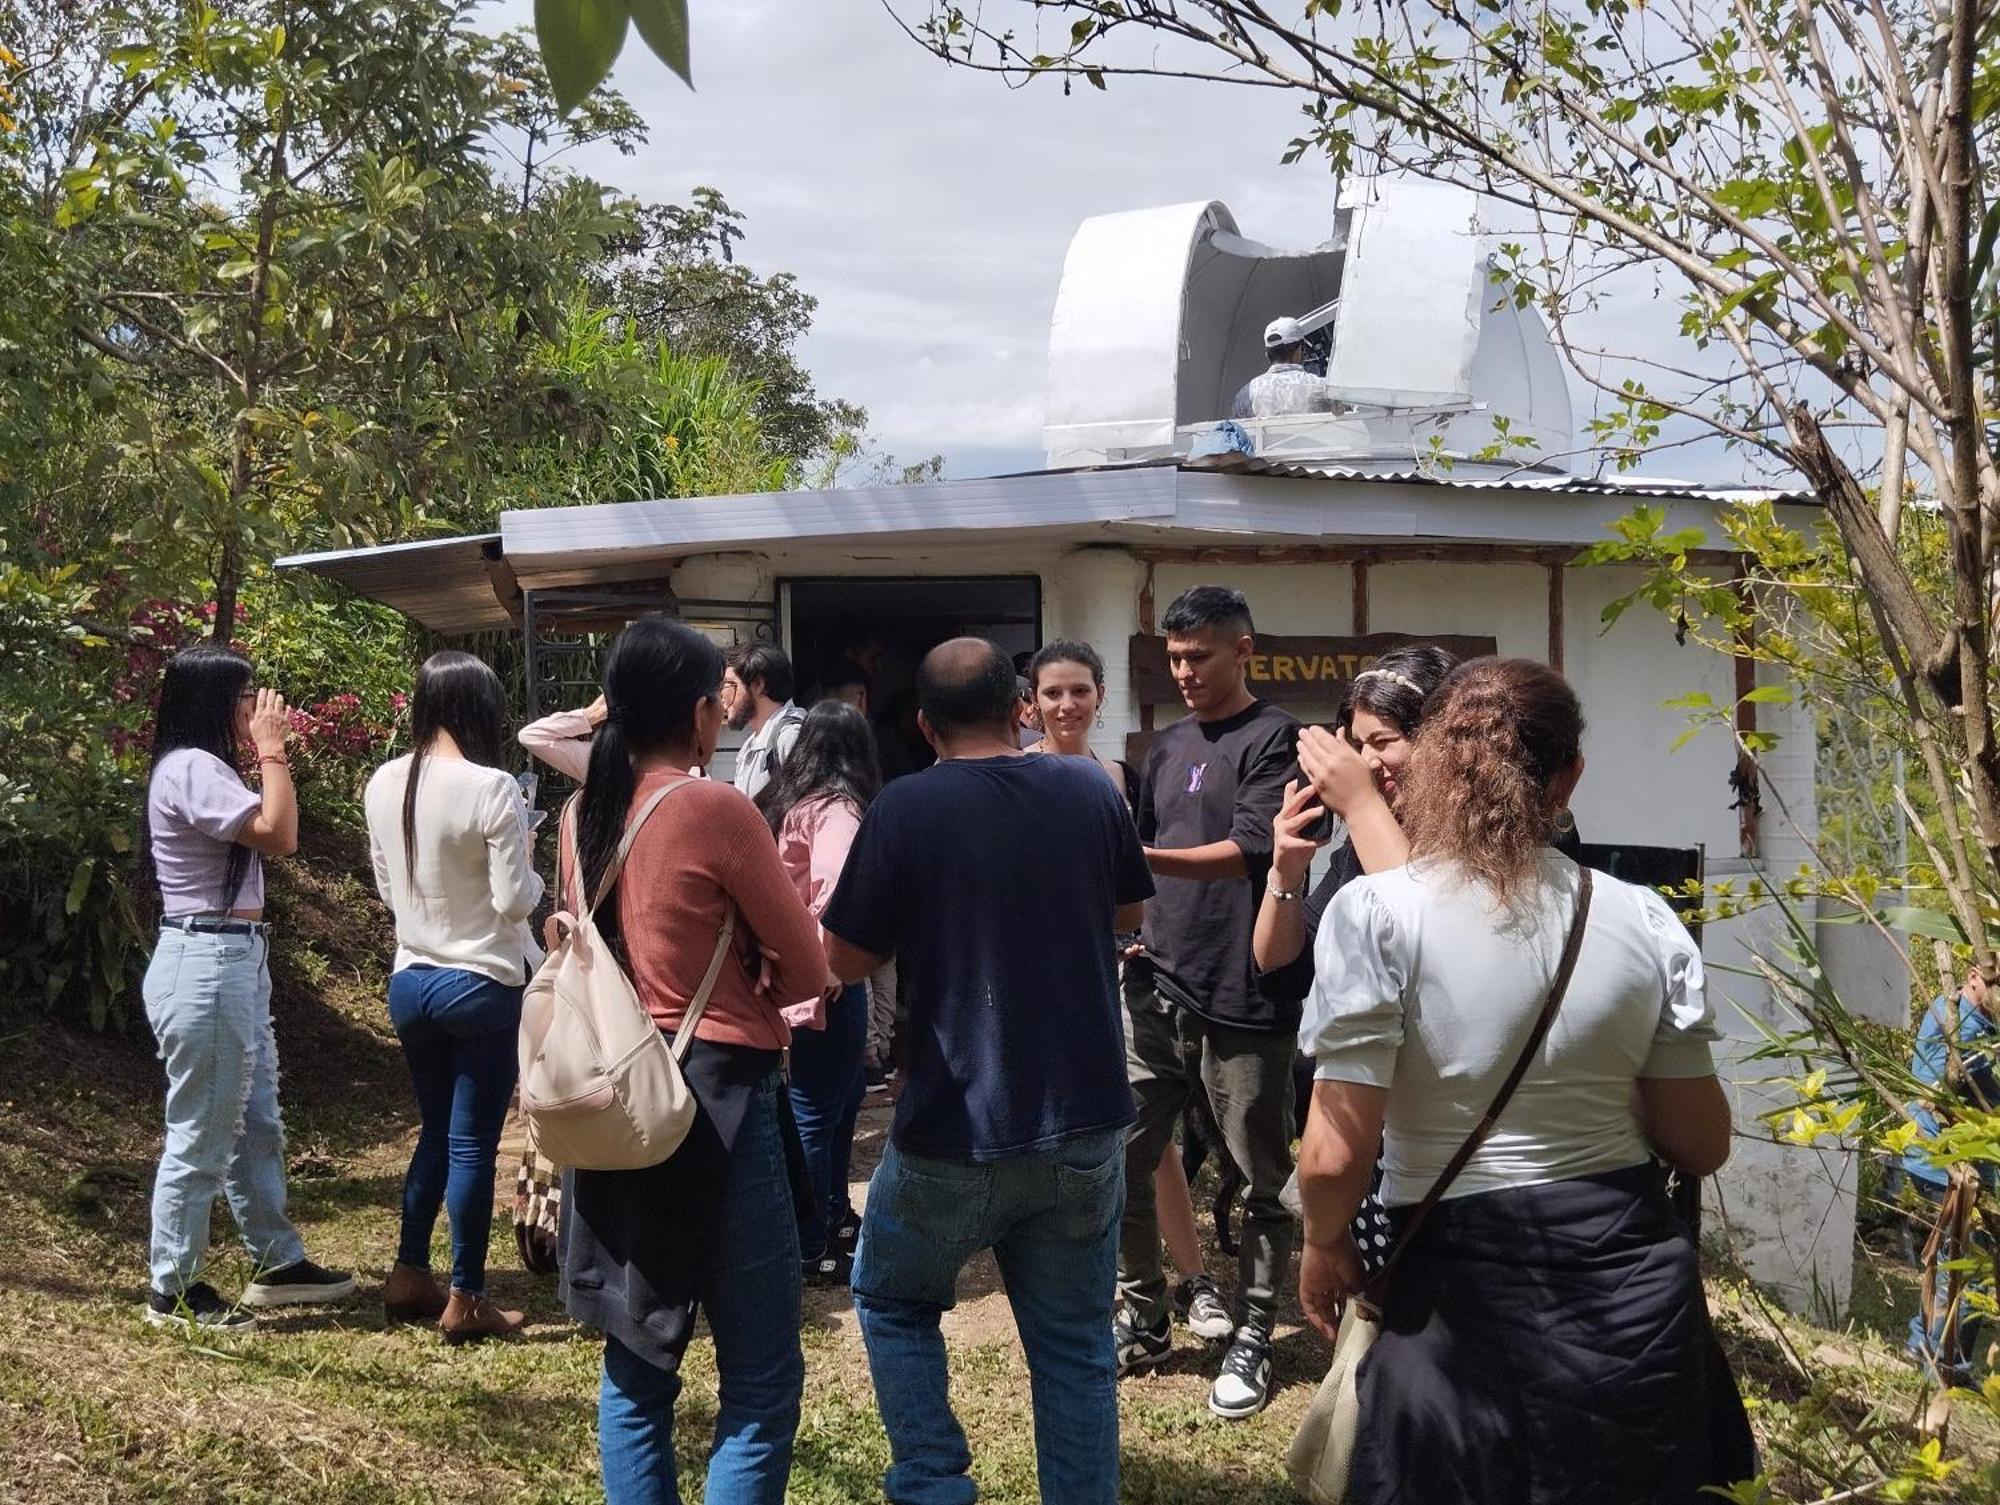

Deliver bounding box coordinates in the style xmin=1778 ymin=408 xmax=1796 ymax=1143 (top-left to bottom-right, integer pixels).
xmin=1126 ymin=632 xmax=1497 ymax=707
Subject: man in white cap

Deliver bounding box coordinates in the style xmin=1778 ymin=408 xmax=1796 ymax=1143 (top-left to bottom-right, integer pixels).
xmin=1229 ymin=316 xmax=1335 ymax=421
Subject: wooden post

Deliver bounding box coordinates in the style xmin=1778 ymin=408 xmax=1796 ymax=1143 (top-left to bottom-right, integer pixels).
xmin=1138 ymin=562 xmax=1157 ymax=732
xmin=1352 ymin=560 xmax=1370 ymax=635
xmin=1546 ymin=558 xmax=1565 ymax=671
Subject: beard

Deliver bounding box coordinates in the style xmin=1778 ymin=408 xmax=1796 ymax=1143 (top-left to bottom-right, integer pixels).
xmin=726 ymin=698 xmax=755 ymax=731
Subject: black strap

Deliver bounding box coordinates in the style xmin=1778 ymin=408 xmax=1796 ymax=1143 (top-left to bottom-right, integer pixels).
xmin=1365 ymin=866 xmax=1595 ymax=1298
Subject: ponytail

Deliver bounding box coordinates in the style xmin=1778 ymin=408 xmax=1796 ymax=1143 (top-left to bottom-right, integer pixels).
xmin=1400 ymin=658 xmax=1583 ymax=903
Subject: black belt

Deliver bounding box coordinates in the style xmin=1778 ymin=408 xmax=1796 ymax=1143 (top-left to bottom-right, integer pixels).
xmin=162 ymin=916 xmax=269 ymax=936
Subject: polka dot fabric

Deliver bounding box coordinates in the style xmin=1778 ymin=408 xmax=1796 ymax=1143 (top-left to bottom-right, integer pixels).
xmin=1351 ymin=1189 xmax=1396 ymax=1274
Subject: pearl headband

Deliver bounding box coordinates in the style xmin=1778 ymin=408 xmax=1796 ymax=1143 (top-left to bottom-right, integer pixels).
xmin=1352 ymin=667 xmax=1423 ymax=696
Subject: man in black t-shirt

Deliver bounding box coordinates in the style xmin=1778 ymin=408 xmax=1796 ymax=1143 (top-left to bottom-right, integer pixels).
xmin=823 ymin=638 xmax=1154 ymax=1505
xmin=1119 ymin=585 xmax=1301 ymax=1421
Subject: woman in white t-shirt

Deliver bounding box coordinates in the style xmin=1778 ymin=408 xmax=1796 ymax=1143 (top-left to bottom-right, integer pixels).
xmin=365 ymin=651 xmax=542 ymax=1343
xmin=1296 ymin=657 xmax=1750 ymax=1502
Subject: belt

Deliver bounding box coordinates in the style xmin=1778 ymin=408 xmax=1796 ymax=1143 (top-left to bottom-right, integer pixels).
xmin=162 ymin=916 xmax=270 ymax=937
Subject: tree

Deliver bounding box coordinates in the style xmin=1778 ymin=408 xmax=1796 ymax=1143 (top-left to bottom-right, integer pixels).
xmin=15 ymin=0 xmax=623 ymax=636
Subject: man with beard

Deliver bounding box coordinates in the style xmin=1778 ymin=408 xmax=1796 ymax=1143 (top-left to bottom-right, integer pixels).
xmin=724 ymin=643 xmax=806 ymax=800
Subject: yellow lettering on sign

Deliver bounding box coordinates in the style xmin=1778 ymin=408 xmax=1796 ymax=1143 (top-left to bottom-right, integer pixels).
xmin=1249 ymin=655 xmax=1271 ymax=680
xmin=1315 ymin=655 xmax=1340 ymax=680
xmin=1337 ymin=653 xmax=1362 ymax=677
xmin=1271 ymin=655 xmax=1297 ymax=682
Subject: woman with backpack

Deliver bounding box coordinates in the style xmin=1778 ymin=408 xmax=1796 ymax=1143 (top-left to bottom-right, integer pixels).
xmin=756 ymin=699 xmax=881 ymax=1286
xmin=140 ymin=645 xmax=356 ymax=1331
xmin=556 ymin=616 xmax=829 ymax=1505
xmin=364 ymin=651 xmax=541 ymax=1342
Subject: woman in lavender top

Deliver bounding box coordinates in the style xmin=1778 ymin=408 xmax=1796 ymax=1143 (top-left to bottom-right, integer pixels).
xmin=140 ymin=645 xmax=356 ymax=1331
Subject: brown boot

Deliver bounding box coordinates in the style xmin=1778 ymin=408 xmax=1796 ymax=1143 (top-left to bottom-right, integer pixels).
xmin=383 ymin=1262 xmax=447 ymax=1324
xmin=439 ymin=1288 xmax=525 ymax=1345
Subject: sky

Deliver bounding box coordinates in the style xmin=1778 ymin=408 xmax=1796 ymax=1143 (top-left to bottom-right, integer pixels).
xmin=487 ymin=0 xmax=1769 ymax=485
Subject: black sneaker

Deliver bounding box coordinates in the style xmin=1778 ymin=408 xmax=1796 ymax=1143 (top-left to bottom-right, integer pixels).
xmin=830 ymin=1213 xmax=862 ymax=1260
xmin=1208 ymin=1324 xmax=1274 ymax=1419
xmin=1172 ymin=1274 xmax=1234 ymax=1341
xmin=803 ymin=1250 xmax=853 ymax=1288
xmin=145 ymin=1282 xmax=255 ymax=1332
xmin=864 ymin=1064 xmax=894 ymax=1095
xmin=241 ymin=1258 xmax=358 ymax=1309
xmin=1114 ymin=1306 xmax=1172 ymax=1376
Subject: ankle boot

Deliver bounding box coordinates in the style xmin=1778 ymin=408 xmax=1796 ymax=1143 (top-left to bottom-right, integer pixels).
xmin=383 ymin=1262 xmax=447 ymax=1324
xmin=440 ymin=1288 xmax=525 ymax=1345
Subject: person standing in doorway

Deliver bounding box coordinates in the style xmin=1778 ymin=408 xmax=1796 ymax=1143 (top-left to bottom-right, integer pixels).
xmin=140 ymin=645 xmax=357 ymax=1330
xmin=724 ymin=644 xmax=805 ymax=802
xmin=822 ymin=638 xmax=1154 ymax=1505
xmin=1118 ymin=585 xmax=1301 ymax=1420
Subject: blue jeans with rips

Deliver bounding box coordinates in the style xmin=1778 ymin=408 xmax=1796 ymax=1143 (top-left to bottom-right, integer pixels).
xmin=387 ymin=965 xmax=522 ymax=1295
xmin=144 ymin=928 xmax=306 ymax=1293
xmin=853 ymin=1129 xmax=1126 ymax=1505
xmin=597 ymin=1073 xmax=803 ymax=1505
xmin=787 ymin=982 xmax=868 ymax=1259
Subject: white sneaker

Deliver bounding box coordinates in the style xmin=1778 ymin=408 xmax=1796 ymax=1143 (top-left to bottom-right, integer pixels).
xmin=1207 ymin=1326 xmax=1273 ymax=1419
xmin=1173 ymin=1275 xmax=1234 ymax=1342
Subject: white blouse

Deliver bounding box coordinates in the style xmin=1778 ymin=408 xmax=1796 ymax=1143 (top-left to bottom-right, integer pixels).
xmin=1300 ymin=851 xmax=1717 ymax=1207
xmin=365 ymin=755 xmax=545 ymax=986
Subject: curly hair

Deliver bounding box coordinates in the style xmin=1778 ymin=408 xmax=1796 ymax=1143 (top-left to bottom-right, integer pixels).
xmin=1400 ymin=658 xmax=1584 ymax=902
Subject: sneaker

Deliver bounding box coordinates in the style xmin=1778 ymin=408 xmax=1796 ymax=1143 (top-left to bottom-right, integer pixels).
xmin=145 ymin=1282 xmax=255 ymax=1332
xmin=830 ymin=1213 xmax=862 ymax=1260
xmin=803 ymin=1250 xmax=853 ymax=1288
xmin=865 ymin=1064 xmax=894 ymax=1094
xmin=1208 ymin=1325 xmax=1274 ymax=1419
xmin=1173 ymin=1274 xmax=1234 ymax=1342
xmin=241 ymin=1258 xmax=358 ymax=1309
xmin=1114 ymin=1306 xmax=1172 ymax=1376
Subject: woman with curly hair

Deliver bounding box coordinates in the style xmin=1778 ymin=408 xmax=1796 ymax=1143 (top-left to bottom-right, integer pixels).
xmin=1295 ymin=658 xmax=1750 ymax=1503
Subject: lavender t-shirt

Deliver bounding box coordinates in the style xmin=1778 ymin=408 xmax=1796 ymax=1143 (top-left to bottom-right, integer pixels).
xmin=148 ymin=748 xmax=264 ymax=917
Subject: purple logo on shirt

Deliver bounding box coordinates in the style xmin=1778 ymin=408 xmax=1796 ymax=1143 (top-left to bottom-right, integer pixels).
xmin=1186 ymin=763 xmax=1207 ymax=795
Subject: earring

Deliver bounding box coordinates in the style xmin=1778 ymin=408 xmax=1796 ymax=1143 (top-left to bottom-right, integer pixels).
xmin=1096 ymin=711 xmax=1105 ymax=730
xmin=1553 ymin=807 xmax=1577 ymax=837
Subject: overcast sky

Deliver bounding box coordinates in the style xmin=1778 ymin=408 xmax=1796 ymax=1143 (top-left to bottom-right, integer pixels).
xmin=488 ymin=0 xmax=1766 ymax=484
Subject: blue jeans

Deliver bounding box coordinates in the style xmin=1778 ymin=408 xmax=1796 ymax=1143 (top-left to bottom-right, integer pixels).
xmin=1906 ymin=1174 xmax=1987 ymax=1384
xmin=144 ymin=928 xmax=306 ymax=1292
xmin=788 ymin=983 xmax=868 ymax=1259
xmin=598 ymin=1073 xmax=803 ymax=1505
xmin=854 ymin=1129 xmax=1126 ymax=1505
xmin=387 ymin=965 xmax=522 ymax=1295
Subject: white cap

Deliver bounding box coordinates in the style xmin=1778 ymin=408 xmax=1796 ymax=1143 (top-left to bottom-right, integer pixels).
xmin=1264 ymin=315 xmax=1306 ymax=350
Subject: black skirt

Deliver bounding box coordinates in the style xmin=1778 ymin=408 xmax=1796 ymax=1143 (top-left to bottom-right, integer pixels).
xmin=1349 ymin=1163 xmax=1755 ymax=1505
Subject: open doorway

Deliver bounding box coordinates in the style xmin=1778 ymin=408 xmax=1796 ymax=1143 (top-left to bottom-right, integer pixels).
xmin=782 ymin=575 xmax=1042 ymax=779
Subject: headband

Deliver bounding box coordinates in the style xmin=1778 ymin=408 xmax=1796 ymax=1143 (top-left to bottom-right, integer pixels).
xmin=1353 ymin=667 xmax=1423 ymax=696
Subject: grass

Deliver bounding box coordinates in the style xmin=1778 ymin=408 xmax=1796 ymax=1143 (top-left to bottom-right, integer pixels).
xmin=2 ymin=823 xmax=1996 ymax=1501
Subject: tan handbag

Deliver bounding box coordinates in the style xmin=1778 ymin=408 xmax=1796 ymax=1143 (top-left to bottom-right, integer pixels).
xmin=517 ymin=778 xmax=735 ymax=1172
xmin=1287 ymin=869 xmax=1594 ymax=1503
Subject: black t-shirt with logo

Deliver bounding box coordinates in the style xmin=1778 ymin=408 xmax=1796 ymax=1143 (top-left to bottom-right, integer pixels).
xmin=1136 ymin=699 xmax=1301 ymax=1032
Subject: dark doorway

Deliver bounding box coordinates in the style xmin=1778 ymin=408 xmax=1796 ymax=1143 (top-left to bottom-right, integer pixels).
xmin=782 ymin=576 xmax=1042 ymax=778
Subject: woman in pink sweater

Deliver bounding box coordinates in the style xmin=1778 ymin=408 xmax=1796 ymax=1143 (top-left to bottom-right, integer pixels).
xmin=556 ymin=616 xmax=828 ymax=1505
xmin=756 ymin=700 xmax=882 ymax=1286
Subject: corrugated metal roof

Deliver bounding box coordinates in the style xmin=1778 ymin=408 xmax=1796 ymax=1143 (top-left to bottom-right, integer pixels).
xmin=1194 ymin=453 xmax=1814 ymax=505
xmin=274 ymin=534 xmax=510 ymax=636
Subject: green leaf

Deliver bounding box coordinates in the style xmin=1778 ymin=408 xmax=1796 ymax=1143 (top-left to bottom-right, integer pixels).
xmin=628 ymin=0 xmax=691 ymax=87
xmin=1876 ymin=906 xmax=1967 ymax=945
xmin=65 ymin=858 xmax=94 ymax=917
xmin=535 ymin=0 xmax=630 ymax=114
xmin=1740 ymin=685 xmax=1792 ymax=705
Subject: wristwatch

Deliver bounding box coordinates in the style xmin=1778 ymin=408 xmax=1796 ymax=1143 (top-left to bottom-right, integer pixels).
xmin=1270 ymin=880 xmax=1310 ymax=902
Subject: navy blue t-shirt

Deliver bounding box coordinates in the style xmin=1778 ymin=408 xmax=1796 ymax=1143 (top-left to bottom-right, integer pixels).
xmin=821 ymin=753 xmax=1155 ymax=1160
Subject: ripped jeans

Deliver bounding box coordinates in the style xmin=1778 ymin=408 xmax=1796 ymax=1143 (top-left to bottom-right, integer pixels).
xmin=144 ymin=927 xmax=306 ymax=1293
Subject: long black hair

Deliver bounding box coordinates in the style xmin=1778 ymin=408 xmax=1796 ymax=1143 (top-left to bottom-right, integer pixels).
xmin=401 ymin=651 xmax=508 ymax=883
xmin=1342 ymin=642 xmax=1460 ymax=737
xmin=144 ymin=643 xmax=255 ymax=907
xmin=756 ymin=699 xmax=882 ymax=835
xmin=574 ymin=616 xmax=725 ymax=912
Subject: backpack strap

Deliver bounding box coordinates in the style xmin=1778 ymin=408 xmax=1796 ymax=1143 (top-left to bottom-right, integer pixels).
xmin=672 ymin=906 xmax=737 ymax=1064
xmin=568 ymin=777 xmax=696 ymax=921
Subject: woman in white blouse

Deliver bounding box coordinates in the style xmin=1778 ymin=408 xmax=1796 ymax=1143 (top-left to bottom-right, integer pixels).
xmin=1296 ymin=658 xmax=1748 ymax=1502
xmin=365 ymin=651 xmax=543 ymax=1343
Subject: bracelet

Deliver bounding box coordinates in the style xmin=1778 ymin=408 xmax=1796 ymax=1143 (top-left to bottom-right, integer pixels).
xmin=1270 ymin=881 xmax=1309 ymax=902
xmin=259 ymin=755 xmax=290 ymax=768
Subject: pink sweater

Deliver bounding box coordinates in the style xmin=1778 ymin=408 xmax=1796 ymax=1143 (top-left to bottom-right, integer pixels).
xmin=773 ymin=794 xmax=863 ymax=1028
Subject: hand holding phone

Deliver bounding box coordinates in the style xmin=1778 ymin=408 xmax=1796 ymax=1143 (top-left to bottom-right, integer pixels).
xmin=1272 ymin=778 xmax=1329 ymax=892
xmin=1298 ymin=725 xmax=1377 ymax=818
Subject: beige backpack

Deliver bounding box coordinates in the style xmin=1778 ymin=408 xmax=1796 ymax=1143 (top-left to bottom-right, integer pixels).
xmin=518 ymin=778 xmax=735 ymax=1172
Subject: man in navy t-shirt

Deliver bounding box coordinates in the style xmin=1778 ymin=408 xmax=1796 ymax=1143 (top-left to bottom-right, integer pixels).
xmin=823 ymin=636 xmax=1153 ymax=1505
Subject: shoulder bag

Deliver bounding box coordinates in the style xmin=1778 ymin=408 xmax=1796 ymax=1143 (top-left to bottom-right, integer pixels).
xmin=1287 ymin=868 xmax=1594 ymax=1504
xmin=517 ymin=778 xmax=736 ymax=1172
